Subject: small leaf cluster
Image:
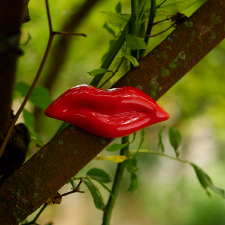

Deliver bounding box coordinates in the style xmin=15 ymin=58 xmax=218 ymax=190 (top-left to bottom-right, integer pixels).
xmin=69 ymin=168 xmax=112 ymax=211
xmin=157 ymin=125 xmax=225 ymax=198
xmin=14 ymin=82 xmax=52 ymax=148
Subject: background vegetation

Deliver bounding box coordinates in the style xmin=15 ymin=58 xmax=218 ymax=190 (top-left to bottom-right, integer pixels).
xmin=12 ymin=0 xmax=225 ymax=224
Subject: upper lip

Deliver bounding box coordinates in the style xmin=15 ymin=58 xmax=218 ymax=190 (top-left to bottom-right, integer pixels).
xmin=45 ymin=85 xmax=170 ymax=138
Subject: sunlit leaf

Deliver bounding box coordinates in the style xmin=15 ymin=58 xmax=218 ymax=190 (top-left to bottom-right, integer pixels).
xmin=121 ymin=53 xmax=139 ymax=67
xmin=115 ymin=2 xmax=122 ymax=13
xmin=88 ymin=68 xmax=113 ymax=76
xmin=191 ymin=163 xmax=225 ymax=198
xmin=106 ymin=143 xmax=128 ymax=152
xmin=87 ymin=168 xmax=112 ymax=183
xmin=107 ymin=155 xmax=127 ymax=163
xmin=94 ymin=155 xmax=127 ymax=163
xmin=158 ymin=125 xmax=166 ymax=153
xmin=126 ymin=34 xmax=147 ymax=50
xmin=156 ymin=0 xmax=198 ymax=15
xmin=168 ymin=125 xmax=182 ymax=157
xmin=83 ymin=179 xmax=104 ymax=210
xmin=127 ymin=172 xmax=138 ymax=192
xmin=101 ymin=11 xmax=130 ymax=28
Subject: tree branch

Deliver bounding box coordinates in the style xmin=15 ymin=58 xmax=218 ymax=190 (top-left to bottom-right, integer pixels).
xmin=0 ymin=0 xmax=224 ymax=224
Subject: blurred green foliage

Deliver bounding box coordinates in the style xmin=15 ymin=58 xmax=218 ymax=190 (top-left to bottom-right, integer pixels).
xmin=17 ymin=0 xmax=225 ymax=224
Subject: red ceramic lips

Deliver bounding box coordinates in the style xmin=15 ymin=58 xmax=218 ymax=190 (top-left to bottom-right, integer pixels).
xmin=45 ymin=85 xmax=170 ymax=138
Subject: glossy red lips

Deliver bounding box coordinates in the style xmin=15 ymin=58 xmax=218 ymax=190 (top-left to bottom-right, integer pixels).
xmin=45 ymin=85 xmax=170 ymax=138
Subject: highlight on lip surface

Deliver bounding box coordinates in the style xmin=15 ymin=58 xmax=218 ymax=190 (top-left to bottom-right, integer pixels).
xmin=44 ymin=85 xmax=170 ymax=138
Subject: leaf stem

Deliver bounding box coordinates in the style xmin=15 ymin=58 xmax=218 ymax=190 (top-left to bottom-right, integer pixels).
xmin=23 ymin=203 xmax=47 ymax=225
xmin=130 ymin=0 xmax=140 ymax=63
xmin=90 ymin=0 xmax=147 ymax=88
xmin=90 ymin=20 xmax=131 ymax=88
xmin=102 ymin=136 xmax=129 ymax=225
xmin=146 ymin=23 xmax=175 ymax=37
xmin=130 ymin=149 xmax=191 ymax=164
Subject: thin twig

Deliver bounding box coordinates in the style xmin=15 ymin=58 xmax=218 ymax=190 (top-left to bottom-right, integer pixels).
xmin=0 ymin=0 xmax=86 ymax=158
xmin=23 ymin=203 xmax=47 ymax=225
xmin=0 ymin=0 xmax=53 ymax=158
xmin=146 ymin=23 xmax=175 ymax=38
xmin=60 ymin=178 xmax=84 ymax=197
xmin=157 ymin=0 xmax=167 ymax=8
xmin=152 ymin=18 xmax=170 ymax=26
xmin=99 ymin=57 xmax=124 ymax=88
xmin=53 ymin=31 xmax=87 ymax=37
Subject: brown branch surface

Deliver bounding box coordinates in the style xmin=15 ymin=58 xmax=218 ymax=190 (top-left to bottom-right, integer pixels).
xmin=0 ymin=0 xmax=225 ymax=224
xmin=0 ymin=0 xmax=23 ymax=140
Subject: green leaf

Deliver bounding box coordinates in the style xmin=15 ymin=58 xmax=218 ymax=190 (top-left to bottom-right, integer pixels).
xmin=158 ymin=125 xmax=166 ymax=153
xmin=125 ymin=34 xmax=147 ymax=50
xmin=125 ymin=157 xmax=138 ymax=173
xmin=106 ymin=143 xmax=128 ymax=152
xmin=96 ymin=181 xmax=114 ymax=198
xmin=14 ymin=82 xmax=30 ymax=99
xmin=87 ymin=168 xmax=112 ymax=183
xmin=191 ymin=163 xmax=225 ymax=198
xmin=14 ymin=82 xmax=52 ymax=110
xmin=83 ymin=179 xmax=104 ymax=210
xmin=23 ymin=109 xmax=35 ymax=130
xmin=115 ymin=2 xmax=122 ymax=13
xmin=134 ymin=129 xmax=145 ymax=156
xmin=68 ymin=179 xmax=78 ymax=191
xmin=156 ymin=0 xmax=198 ymax=15
xmin=168 ymin=125 xmax=182 ymax=157
xmin=121 ymin=53 xmax=139 ymax=67
xmin=88 ymin=68 xmax=112 ymax=76
xmin=94 ymin=155 xmax=127 ymax=163
xmin=102 ymin=39 xmax=116 ymax=63
xmin=29 ymin=127 xmax=44 ymax=148
xmin=103 ymin=22 xmax=116 ymax=37
xmin=101 ymin=11 xmax=130 ymax=28
xmin=23 ymin=109 xmax=44 ymax=148
xmin=29 ymin=86 xmax=52 ymax=110
xmin=127 ymin=173 xmax=138 ymax=192
xmin=131 ymin=132 xmax=137 ymax=143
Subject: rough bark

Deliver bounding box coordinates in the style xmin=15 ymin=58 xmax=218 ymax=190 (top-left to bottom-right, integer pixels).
xmin=0 ymin=0 xmax=23 ymax=140
xmin=0 ymin=0 xmax=225 ymax=224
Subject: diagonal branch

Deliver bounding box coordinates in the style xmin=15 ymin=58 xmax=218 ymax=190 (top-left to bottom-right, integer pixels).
xmin=0 ymin=0 xmax=225 ymax=224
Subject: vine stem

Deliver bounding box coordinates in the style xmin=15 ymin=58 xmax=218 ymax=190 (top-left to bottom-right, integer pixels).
xmin=0 ymin=0 xmax=86 ymax=158
xmin=146 ymin=23 xmax=175 ymax=38
xmin=130 ymin=149 xmax=191 ymax=164
xmin=145 ymin=0 xmax=156 ymax=41
xmin=102 ymin=136 xmax=129 ymax=225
